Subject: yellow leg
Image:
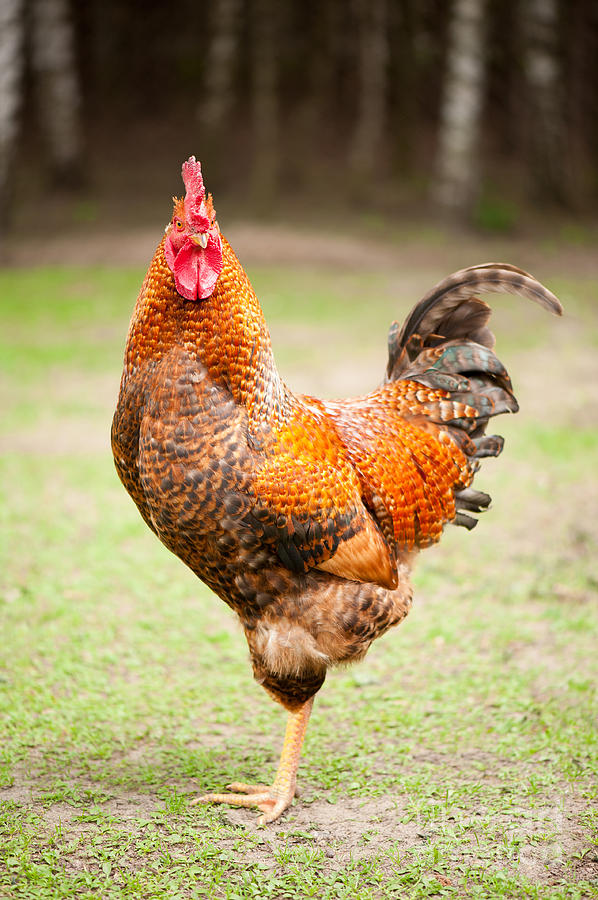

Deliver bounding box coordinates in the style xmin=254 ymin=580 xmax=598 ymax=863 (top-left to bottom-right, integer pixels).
xmin=191 ymin=697 xmax=313 ymax=825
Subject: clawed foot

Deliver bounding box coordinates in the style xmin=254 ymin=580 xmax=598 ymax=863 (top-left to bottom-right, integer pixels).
xmin=191 ymin=698 xmax=313 ymax=825
xmin=191 ymin=781 xmax=297 ymax=825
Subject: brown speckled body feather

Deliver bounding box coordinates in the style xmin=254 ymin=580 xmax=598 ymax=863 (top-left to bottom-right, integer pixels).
xmin=112 ymin=236 xmax=562 ymax=709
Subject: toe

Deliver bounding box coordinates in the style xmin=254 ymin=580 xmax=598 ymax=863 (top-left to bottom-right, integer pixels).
xmin=226 ymin=782 xmax=271 ymax=794
xmin=257 ymin=797 xmax=289 ymax=825
xmin=191 ymin=782 xmax=296 ymax=823
xmin=193 ymin=790 xmax=272 ymax=809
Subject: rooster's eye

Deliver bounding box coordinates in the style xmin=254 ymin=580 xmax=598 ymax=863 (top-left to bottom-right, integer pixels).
xmin=175 ymin=219 xmax=184 ymax=231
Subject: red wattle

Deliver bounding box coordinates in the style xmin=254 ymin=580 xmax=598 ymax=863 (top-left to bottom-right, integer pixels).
xmin=170 ymin=234 xmax=223 ymax=301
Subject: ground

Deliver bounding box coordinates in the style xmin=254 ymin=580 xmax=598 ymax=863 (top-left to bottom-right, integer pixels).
xmin=1 ymin=219 xmax=597 ymax=899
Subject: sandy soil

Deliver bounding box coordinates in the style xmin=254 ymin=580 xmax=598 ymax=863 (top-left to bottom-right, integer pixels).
xmin=3 ymin=216 xmax=598 ymax=277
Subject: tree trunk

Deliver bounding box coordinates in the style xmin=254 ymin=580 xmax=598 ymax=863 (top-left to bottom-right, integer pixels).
xmin=391 ymin=0 xmax=417 ymax=173
xmin=350 ymin=0 xmax=388 ymax=177
xmin=300 ymin=0 xmax=342 ymax=155
xmin=433 ymin=0 xmax=487 ymax=219
xmin=199 ymin=0 xmax=241 ymax=137
xmin=0 ymin=0 xmax=24 ymax=230
xmin=523 ymin=0 xmax=566 ymax=204
xmin=30 ymin=0 xmax=83 ymax=187
xmin=251 ymin=0 xmax=278 ymax=206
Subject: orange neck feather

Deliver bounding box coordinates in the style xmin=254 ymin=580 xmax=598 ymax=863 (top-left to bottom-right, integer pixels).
xmin=124 ymin=235 xmax=289 ymax=423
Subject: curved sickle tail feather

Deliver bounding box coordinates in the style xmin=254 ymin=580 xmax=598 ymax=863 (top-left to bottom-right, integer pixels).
xmin=386 ymin=264 xmax=563 ymax=531
xmin=386 ymin=263 xmax=562 ymax=383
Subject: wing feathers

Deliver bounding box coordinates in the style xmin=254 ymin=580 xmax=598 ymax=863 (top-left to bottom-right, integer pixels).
xmin=316 ymin=516 xmax=398 ymax=590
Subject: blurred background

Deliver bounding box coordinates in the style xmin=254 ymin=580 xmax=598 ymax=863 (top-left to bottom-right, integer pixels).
xmin=2 ymin=2 xmax=598 ymax=892
xmin=1 ymin=0 xmax=598 ymax=244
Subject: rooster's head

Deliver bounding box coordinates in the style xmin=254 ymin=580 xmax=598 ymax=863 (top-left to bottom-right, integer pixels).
xmin=164 ymin=157 xmax=223 ymax=301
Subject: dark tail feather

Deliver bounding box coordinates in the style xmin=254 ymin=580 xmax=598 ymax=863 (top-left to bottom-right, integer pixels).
xmin=455 ymin=488 xmax=492 ymax=513
xmin=453 ymin=512 xmax=478 ymax=530
xmin=386 ymin=263 xmax=563 ymax=382
xmin=385 ymin=263 xmax=562 ymax=532
xmin=472 ymin=435 xmax=504 ymax=458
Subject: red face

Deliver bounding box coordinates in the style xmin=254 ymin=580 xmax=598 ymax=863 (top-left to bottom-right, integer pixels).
xmin=164 ymin=157 xmax=223 ymax=301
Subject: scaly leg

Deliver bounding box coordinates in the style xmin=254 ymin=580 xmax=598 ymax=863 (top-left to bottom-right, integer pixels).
xmin=191 ymin=697 xmax=313 ymax=825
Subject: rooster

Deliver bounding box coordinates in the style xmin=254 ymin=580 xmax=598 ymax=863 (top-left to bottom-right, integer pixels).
xmin=112 ymin=157 xmax=562 ymax=824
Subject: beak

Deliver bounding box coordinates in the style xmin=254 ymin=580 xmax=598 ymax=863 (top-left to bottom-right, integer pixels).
xmin=190 ymin=232 xmax=209 ymax=249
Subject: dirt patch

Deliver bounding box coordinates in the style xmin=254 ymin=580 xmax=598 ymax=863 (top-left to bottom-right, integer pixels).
xmin=3 ymin=752 xmax=596 ymax=888
xmin=4 ymin=783 xmax=597 ymax=888
xmin=2 ymin=218 xmax=598 ymax=282
xmin=222 ymin=792 xmax=598 ymax=887
xmin=2 ymin=223 xmax=398 ymax=270
xmin=221 ymin=795 xmax=423 ymax=865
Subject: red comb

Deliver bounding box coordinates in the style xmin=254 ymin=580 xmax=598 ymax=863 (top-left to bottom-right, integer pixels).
xmin=181 ymin=156 xmax=205 ymax=202
xmin=182 ymin=156 xmax=210 ymax=230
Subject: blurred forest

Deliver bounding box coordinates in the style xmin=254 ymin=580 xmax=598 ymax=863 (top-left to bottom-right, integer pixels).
xmin=1 ymin=0 xmax=598 ymax=237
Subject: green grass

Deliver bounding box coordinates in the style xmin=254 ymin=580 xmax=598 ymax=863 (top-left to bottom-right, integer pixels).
xmin=1 ymin=248 xmax=597 ymax=899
